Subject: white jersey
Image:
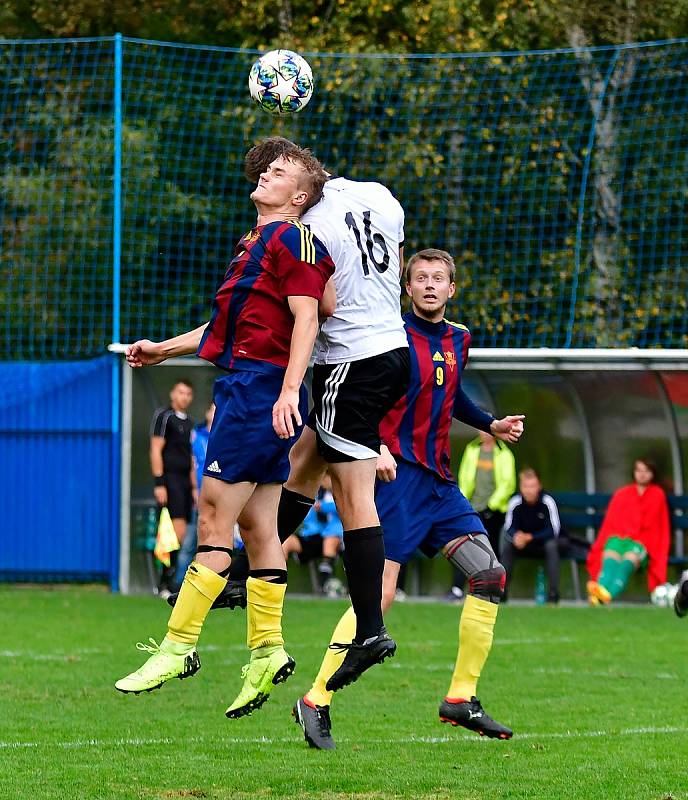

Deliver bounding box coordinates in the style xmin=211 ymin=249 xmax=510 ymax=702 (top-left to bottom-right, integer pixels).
xmin=302 ymin=177 xmax=407 ymax=365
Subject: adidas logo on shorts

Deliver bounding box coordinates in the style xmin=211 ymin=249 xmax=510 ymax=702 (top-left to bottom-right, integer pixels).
xmin=206 ymin=461 xmax=222 ymax=474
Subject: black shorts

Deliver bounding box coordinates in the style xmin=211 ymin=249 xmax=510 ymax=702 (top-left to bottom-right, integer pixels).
xmin=163 ymin=472 xmax=193 ymax=522
xmin=309 ymin=347 xmax=410 ymax=463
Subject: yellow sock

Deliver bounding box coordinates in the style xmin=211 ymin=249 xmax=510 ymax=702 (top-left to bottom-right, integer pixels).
xmin=447 ymin=595 xmax=498 ymax=701
xmin=246 ymin=576 xmax=287 ymax=649
xmin=166 ymin=561 xmax=227 ymax=646
xmin=306 ymin=606 xmax=357 ymax=707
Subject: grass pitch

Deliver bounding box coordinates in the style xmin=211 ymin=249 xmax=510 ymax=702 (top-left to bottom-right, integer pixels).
xmin=1 ymin=587 xmax=687 ymax=800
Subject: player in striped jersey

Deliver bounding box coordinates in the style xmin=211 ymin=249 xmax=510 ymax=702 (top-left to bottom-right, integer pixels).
xmin=238 ymin=138 xmax=410 ymax=691
xmin=115 ymin=149 xmax=335 ymax=719
xmin=293 ymin=249 xmax=524 ymax=749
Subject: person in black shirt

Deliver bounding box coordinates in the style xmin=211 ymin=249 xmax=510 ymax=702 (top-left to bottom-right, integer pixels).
xmin=501 ymin=468 xmax=562 ymax=603
xmin=150 ymin=379 xmax=197 ymax=596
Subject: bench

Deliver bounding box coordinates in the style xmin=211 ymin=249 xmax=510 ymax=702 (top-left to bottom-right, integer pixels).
xmin=552 ymin=491 xmax=688 ymax=599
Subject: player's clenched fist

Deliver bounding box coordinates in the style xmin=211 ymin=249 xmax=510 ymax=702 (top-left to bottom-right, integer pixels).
xmin=376 ymin=445 xmax=397 ymax=483
xmin=125 ymin=339 xmax=165 ymax=368
xmin=489 ymin=414 xmax=525 ymax=444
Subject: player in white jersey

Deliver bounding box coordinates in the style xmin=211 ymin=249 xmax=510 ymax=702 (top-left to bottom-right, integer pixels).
xmin=244 ymin=139 xmax=411 ymax=690
xmin=305 ymin=177 xmax=408 ymax=366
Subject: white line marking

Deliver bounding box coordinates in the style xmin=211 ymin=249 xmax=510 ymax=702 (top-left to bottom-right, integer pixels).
xmin=2 ymin=726 xmax=685 ymax=750
xmin=0 ymin=644 xmax=246 ymax=661
xmin=494 ymin=637 xmax=575 ymax=646
xmin=533 ymin=666 xmax=679 ymax=680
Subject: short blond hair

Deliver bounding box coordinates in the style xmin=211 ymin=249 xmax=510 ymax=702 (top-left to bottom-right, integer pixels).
xmin=519 ymin=467 xmax=541 ymax=482
xmin=405 ymin=248 xmax=456 ymax=282
xmin=245 ymin=137 xmax=327 ymax=213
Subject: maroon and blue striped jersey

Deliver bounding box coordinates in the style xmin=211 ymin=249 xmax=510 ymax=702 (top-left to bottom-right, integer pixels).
xmin=380 ymin=311 xmax=494 ymax=482
xmin=198 ymin=221 xmax=334 ymax=372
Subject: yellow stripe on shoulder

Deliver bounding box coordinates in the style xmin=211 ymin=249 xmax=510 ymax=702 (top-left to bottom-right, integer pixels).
xmin=444 ymin=319 xmax=469 ymax=331
xmin=293 ymin=221 xmax=316 ymax=264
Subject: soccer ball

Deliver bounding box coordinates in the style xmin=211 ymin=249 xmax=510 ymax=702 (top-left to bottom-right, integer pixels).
xmin=650 ymin=582 xmax=678 ymax=607
xmin=323 ymin=577 xmax=346 ymax=599
xmin=248 ymin=49 xmax=314 ymax=114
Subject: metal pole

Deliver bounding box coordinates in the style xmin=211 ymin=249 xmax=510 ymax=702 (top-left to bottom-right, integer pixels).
xmin=566 ymin=378 xmax=597 ymax=542
xmin=119 ymin=360 xmax=133 ymax=593
xmin=110 ymin=33 xmax=123 ymax=591
xmin=654 ymin=372 xmax=685 ymax=558
xmin=113 ymin=32 xmax=122 ymax=347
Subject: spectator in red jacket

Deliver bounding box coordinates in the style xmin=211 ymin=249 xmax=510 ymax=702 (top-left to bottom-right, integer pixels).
xmin=587 ymin=458 xmax=670 ymax=605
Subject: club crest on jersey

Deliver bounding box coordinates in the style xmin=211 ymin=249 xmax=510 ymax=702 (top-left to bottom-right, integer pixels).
xmin=432 ymin=351 xmax=445 ymax=362
xmin=242 ymin=229 xmax=260 ymax=245
xmin=445 ymin=351 xmax=457 ymax=371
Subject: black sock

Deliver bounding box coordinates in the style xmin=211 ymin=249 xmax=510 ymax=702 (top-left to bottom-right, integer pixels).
xmin=159 ymin=549 xmax=178 ymax=591
xmin=318 ymin=556 xmax=335 ymax=575
xmin=228 ymin=548 xmax=250 ymax=582
xmin=277 ymin=487 xmax=314 ymax=544
xmin=317 ymin=556 xmax=335 ymax=588
xmin=342 ymin=526 xmax=385 ymax=642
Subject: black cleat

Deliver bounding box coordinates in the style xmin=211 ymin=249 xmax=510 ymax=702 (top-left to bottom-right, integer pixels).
xmin=292 ymin=697 xmax=336 ymax=750
xmin=674 ymin=574 xmax=688 ymax=618
xmin=439 ymin=696 xmax=513 ymax=739
xmin=167 ymin=580 xmax=248 ymax=611
xmin=325 ymin=627 xmax=396 ymax=692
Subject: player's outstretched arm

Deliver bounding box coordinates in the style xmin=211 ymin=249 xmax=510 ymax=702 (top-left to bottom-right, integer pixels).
xmin=490 ymin=415 xmax=525 ymax=444
xmin=125 ymin=324 xmax=208 ymax=368
xmin=273 ymin=296 xmax=319 ymax=439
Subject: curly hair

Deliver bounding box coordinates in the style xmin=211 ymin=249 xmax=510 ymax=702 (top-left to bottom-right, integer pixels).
xmin=244 ymin=137 xmax=327 ymax=212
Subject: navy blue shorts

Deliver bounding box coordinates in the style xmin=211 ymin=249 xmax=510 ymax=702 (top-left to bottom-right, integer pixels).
xmin=375 ymin=460 xmax=486 ymax=564
xmin=203 ymin=369 xmax=307 ymax=485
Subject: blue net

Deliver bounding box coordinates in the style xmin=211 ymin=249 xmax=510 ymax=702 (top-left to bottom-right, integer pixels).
xmin=1 ymin=36 xmax=688 ymax=358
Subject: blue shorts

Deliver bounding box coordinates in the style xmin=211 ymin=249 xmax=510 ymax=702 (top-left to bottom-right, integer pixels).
xmin=375 ymin=460 xmax=486 ymax=564
xmin=203 ymin=369 xmax=307 ymax=485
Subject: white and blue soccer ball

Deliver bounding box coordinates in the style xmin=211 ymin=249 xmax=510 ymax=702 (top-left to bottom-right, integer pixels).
xmin=248 ymin=49 xmax=314 ymax=114
xmin=650 ymin=582 xmax=678 ymax=607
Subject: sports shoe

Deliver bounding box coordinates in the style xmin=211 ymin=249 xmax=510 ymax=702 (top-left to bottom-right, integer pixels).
xmin=439 ymin=696 xmax=513 ymax=739
xmin=167 ymin=579 xmax=247 ymax=611
xmin=225 ymin=646 xmax=296 ymax=718
xmin=115 ymin=638 xmax=200 ymax=694
xmin=674 ymin=572 xmax=688 ymax=618
xmin=444 ymin=586 xmax=464 ymax=603
xmin=586 ymin=580 xmax=611 ymax=605
xmin=292 ymin=696 xmax=336 ymax=750
xmin=325 ymin=627 xmax=396 ymax=692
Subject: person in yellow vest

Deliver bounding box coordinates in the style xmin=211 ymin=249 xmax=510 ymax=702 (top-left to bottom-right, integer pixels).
xmin=447 ymin=430 xmax=516 ymax=600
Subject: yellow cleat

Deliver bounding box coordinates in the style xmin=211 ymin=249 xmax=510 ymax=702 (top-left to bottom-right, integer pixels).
xmin=115 ymin=638 xmax=200 ymax=694
xmin=225 ymin=645 xmax=295 ymax=719
xmin=586 ymin=581 xmax=612 ymax=606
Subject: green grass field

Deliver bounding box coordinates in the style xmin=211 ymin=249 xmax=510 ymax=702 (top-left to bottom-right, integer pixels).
xmin=1 ymin=587 xmax=687 ymax=800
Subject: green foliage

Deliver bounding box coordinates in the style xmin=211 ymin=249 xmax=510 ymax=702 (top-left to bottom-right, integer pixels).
xmin=3 ymin=0 xmax=688 ymax=50
xmin=2 ymin=7 xmax=688 ymax=356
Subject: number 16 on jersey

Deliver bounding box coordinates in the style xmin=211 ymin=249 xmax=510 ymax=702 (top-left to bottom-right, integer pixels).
xmin=345 ymin=210 xmax=391 ymax=277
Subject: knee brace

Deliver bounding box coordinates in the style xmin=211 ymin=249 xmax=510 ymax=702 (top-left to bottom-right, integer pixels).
xmin=445 ymin=532 xmax=505 ymax=604
xmin=468 ymin=565 xmax=506 ymax=604
xmin=196 ymin=545 xmax=233 ymax=578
